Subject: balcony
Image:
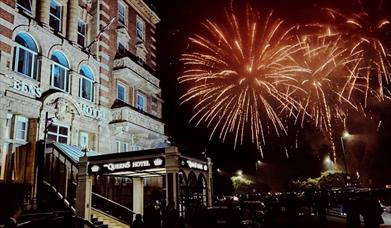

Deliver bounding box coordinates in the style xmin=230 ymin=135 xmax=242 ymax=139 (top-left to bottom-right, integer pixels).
xmin=110 ymin=101 xmax=164 ymax=135
xmin=113 ymin=51 xmax=160 ymax=95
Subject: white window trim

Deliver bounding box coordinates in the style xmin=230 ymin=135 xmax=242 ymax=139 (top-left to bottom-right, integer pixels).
xmin=136 ymin=92 xmax=146 ymax=111
xmin=79 ymin=74 xmax=94 ymax=102
xmin=79 ymin=131 xmax=89 ymax=148
xmin=118 ymin=0 xmax=126 ymax=26
xmin=16 ymin=0 xmax=33 ymax=14
xmin=15 ymin=116 xmax=28 ymax=141
xmin=47 ymin=123 xmax=69 ymax=144
xmin=117 ymin=82 xmax=128 ymax=102
xmin=136 ymin=16 xmax=145 ymax=41
xmin=51 ymin=63 xmax=69 ymax=92
xmin=77 ymin=19 xmax=87 ymax=47
xmin=49 ymin=0 xmax=62 ymax=32
xmin=116 ymin=141 xmax=128 ymax=153
xmin=14 ymin=44 xmax=37 ymax=79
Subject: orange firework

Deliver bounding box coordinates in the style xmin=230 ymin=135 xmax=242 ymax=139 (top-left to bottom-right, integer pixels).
xmin=323 ymin=0 xmax=391 ymax=103
xmin=287 ymin=34 xmax=363 ymax=162
xmin=178 ymin=6 xmax=304 ymax=151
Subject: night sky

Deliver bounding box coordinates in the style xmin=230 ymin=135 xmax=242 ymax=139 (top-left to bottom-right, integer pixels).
xmin=147 ymin=0 xmax=391 ymax=192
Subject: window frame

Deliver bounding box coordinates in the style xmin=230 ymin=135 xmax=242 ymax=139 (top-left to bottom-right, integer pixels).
xmin=14 ymin=37 xmax=38 ymax=80
xmin=117 ymin=0 xmax=126 ymax=26
xmin=77 ymin=19 xmax=87 ymax=47
xmin=49 ymin=0 xmax=63 ymax=32
xmin=79 ymin=131 xmax=89 ymax=148
xmin=47 ymin=123 xmax=69 ymax=144
xmin=79 ymin=66 xmax=95 ymax=102
xmin=117 ymin=82 xmax=128 ymax=102
xmin=136 ymin=16 xmax=145 ymax=42
xmin=16 ymin=0 xmax=33 ymax=14
xmin=116 ymin=141 xmax=129 ymax=153
xmin=136 ymin=92 xmax=146 ymax=111
xmin=51 ymin=61 xmax=69 ymax=92
xmin=15 ymin=116 xmax=28 ymax=141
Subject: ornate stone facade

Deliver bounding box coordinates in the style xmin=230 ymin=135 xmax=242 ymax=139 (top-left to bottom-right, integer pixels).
xmin=0 ymin=0 xmax=166 ymax=184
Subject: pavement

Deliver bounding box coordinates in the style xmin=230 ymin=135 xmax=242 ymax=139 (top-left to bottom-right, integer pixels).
xmin=272 ymin=211 xmax=391 ymax=227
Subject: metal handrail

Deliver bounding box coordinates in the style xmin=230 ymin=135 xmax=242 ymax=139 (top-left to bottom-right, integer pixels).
xmin=91 ymin=192 xmax=134 ymax=225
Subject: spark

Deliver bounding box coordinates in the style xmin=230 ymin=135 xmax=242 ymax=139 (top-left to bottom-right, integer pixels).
xmin=178 ymin=6 xmax=303 ymax=150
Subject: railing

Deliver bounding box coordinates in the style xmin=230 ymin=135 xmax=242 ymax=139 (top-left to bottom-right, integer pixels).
xmin=43 ymin=145 xmax=78 ymax=211
xmin=16 ymin=211 xmax=97 ymax=228
xmin=91 ymin=192 xmax=134 ymax=225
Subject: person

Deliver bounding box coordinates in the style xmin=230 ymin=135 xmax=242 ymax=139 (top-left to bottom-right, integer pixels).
xmin=3 ymin=204 xmax=22 ymax=228
xmin=131 ymin=214 xmax=145 ymax=228
xmin=163 ymin=201 xmax=179 ymax=228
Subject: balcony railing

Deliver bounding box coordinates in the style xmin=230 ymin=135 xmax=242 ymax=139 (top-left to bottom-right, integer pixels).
xmin=111 ymin=101 xmax=164 ymax=135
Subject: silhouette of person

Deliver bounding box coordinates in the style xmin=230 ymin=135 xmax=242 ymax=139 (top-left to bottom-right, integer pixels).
xmin=131 ymin=214 xmax=145 ymax=228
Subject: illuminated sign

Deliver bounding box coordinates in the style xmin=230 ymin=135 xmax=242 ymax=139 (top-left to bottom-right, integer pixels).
xmin=89 ymin=157 xmax=164 ymax=174
xmin=180 ymin=158 xmax=208 ymax=171
xmin=10 ymin=78 xmax=42 ymax=98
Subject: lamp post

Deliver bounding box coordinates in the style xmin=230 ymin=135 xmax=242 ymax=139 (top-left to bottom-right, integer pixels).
xmin=340 ymin=130 xmax=352 ymax=175
xmin=255 ymin=160 xmax=261 ymax=172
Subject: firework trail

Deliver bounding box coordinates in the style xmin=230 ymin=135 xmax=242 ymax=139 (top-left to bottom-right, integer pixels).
xmin=178 ymin=6 xmax=304 ymax=150
xmin=323 ymin=0 xmax=391 ymax=103
xmin=286 ymin=34 xmax=363 ymax=162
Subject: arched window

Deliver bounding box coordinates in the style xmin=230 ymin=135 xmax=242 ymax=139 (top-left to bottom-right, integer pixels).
xmin=187 ymin=172 xmax=197 ymax=204
xmin=178 ymin=170 xmax=188 ymax=217
xmin=198 ymin=174 xmax=207 ymax=206
xmin=79 ymin=65 xmax=94 ymax=101
xmin=14 ymin=32 xmax=38 ymax=79
xmin=51 ymin=51 xmax=69 ymax=92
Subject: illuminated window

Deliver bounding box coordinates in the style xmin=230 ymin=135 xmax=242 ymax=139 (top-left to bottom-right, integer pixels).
xmin=136 ymin=16 xmax=145 ymax=41
xmin=49 ymin=0 xmax=62 ymax=32
xmin=77 ymin=20 xmax=87 ymax=47
xmin=117 ymin=82 xmax=127 ymax=102
xmin=47 ymin=124 xmax=69 ymax=144
xmin=13 ymin=32 xmax=38 ymax=80
xmin=17 ymin=0 xmax=32 ymax=14
xmin=79 ymin=66 xmax=94 ymax=102
xmin=15 ymin=116 xmax=28 ymax=141
xmin=118 ymin=1 xmax=125 ymax=25
xmin=51 ymin=51 xmax=69 ymax=92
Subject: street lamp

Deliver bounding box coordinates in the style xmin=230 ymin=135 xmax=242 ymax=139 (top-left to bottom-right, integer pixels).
xmin=340 ymin=130 xmax=352 ymax=175
xmin=237 ymin=170 xmax=243 ymax=176
xmin=255 ymin=160 xmax=261 ymax=172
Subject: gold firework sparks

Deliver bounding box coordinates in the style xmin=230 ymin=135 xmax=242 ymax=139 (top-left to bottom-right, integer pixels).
xmin=178 ymin=6 xmax=304 ymax=150
xmin=323 ymin=0 xmax=391 ymax=102
xmin=288 ymin=34 xmax=363 ymax=162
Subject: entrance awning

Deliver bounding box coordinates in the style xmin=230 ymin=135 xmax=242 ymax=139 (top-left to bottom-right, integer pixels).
xmin=51 ymin=142 xmax=98 ymax=164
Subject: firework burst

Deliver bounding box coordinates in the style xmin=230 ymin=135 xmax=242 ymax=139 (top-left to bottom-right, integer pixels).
xmin=323 ymin=0 xmax=391 ymax=102
xmin=287 ymin=34 xmax=363 ymax=162
xmin=178 ymin=6 xmax=304 ymax=150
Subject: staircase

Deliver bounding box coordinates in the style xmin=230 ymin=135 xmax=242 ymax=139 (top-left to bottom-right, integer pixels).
xmin=91 ymin=209 xmax=129 ymax=228
xmin=38 ymin=142 xmax=134 ymax=228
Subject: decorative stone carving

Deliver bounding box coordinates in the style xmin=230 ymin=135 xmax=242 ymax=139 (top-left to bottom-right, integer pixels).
xmin=54 ymin=98 xmax=76 ymax=121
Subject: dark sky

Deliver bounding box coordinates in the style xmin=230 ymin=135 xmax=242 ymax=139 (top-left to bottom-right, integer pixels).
xmin=148 ymin=0 xmax=391 ymax=191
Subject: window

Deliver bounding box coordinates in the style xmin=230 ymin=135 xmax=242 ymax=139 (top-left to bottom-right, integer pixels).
xmin=17 ymin=0 xmax=32 ymax=13
xmin=151 ymin=97 xmax=158 ymax=112
xmin=117 ymin=42 xmax=126 ymax=56
xmin=47 ymin=124 xmax=69 ymax=144
xmin=14 ymin=33 xmax=38 ymax=79
xmin=49 ymin=0 xmax=62 ymax=32
xmin=136 ymin=93 xmax=146 ymax=111
xmin=79 ymin=132 xmax=89 ymax=148
xmin=116 ymin=141 xmax=128 ymax=153
xmin=79 ymin=66 xmax=94 ymax=102
xmin=15 ymin=116 xmax=28 ymax=141
xmin=51 ymin=51 xmax=69 ymax=92
xmin=77 ymin=20 xmax=87 ymax=47
xmin=136 ymin=17 xmax=145 ymax=41
xmin=118 ymin=1 xmax=125 ymax=25
xmin=117 ymin=82 xmax=127 ymax=102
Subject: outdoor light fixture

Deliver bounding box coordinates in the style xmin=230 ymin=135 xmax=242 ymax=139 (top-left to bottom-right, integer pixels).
xmin=237 ymin=170 xmax=243 ymax=176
